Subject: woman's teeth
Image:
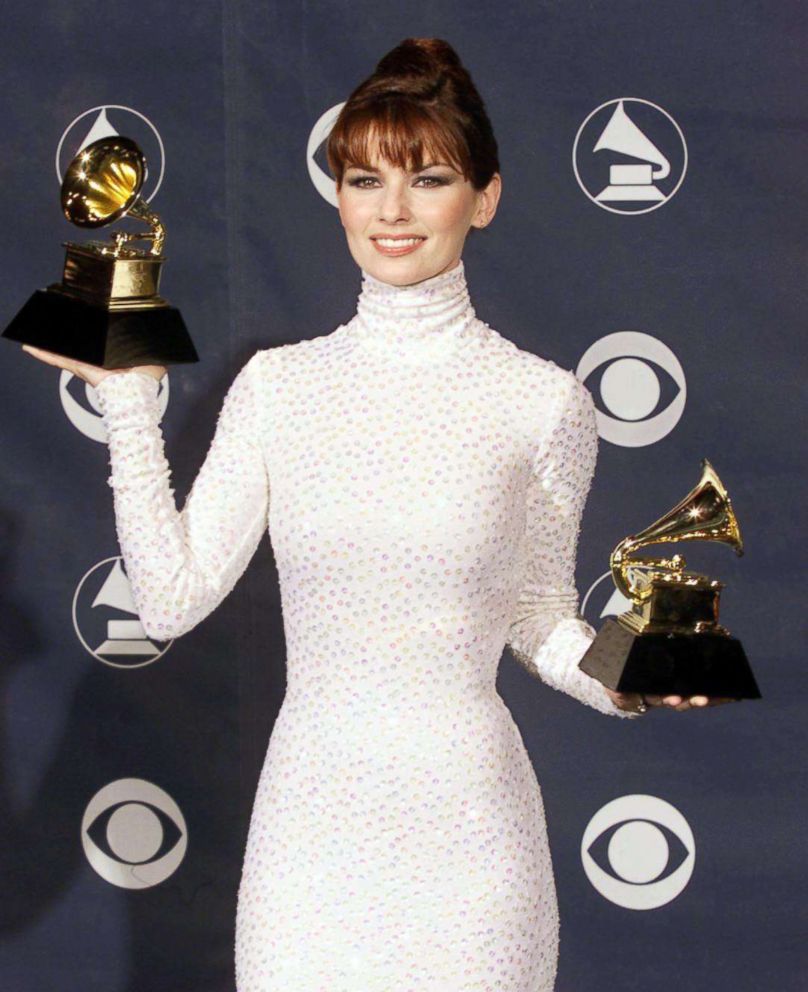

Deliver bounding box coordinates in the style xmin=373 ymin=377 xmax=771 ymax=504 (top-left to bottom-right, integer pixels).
xmin=375 ymin=238 xmax=424 ymax=247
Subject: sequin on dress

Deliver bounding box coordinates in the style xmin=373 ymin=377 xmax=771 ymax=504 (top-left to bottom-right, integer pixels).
xmin=93 ymin=258 xmax=638 ymax=992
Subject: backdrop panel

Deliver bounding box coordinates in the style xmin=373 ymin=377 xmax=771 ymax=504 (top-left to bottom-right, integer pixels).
xmin=0 ymin=2 xmax=804 ymax=990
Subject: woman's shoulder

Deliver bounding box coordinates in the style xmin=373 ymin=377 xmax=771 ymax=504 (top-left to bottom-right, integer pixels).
xmin=480 ymin=328 xmax=595 ymax=441
xmin=483 ymin=325 xmax=583 ymax=392
xmin=233 ymin=329 xmax=351 ymax=397
xmin=236 ymin=334 xmax=330 ymax=375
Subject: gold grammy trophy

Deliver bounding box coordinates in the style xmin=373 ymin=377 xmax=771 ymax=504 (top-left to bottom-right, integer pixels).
xmin=3 ymin=135 xmax=198 ymax=367
xmin=579 ymin=459 xmax=761 ymax=699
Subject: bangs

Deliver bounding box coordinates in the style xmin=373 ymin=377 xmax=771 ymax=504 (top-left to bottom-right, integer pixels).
xmin=327 ymin=101 xmax=472 ymax=184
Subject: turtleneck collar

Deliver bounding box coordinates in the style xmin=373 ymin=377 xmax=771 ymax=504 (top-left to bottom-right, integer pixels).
xmin=343 ymin=258 xmax=484 ymax=361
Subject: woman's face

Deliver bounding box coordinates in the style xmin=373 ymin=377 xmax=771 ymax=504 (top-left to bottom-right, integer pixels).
xmin=336 ymin=149 xmax=501 ymax=287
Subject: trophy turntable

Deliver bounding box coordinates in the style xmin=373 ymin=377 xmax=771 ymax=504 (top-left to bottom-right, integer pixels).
xmin=3 ymin=135 xmax=198 ymax=367
xmin=579 ymin=459 xmax=761 ymax=700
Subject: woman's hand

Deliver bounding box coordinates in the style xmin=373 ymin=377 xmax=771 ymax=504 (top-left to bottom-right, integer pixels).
xmin=604 ymin=687 xmax=739 ymax=713
xmin=21 ymin=344 xmax=166 ymax=388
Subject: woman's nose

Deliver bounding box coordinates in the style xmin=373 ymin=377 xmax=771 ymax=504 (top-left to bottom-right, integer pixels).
xmin=377 ymin=184 xmax=411 ymax=223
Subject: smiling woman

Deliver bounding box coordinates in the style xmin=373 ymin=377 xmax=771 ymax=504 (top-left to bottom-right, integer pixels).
xmin=20 ymin=33 xmax=719 ymax=992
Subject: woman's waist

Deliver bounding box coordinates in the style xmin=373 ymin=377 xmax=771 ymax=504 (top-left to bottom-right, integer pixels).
xmin=273 ymin=683 xmax=520 ymax=752
xmin=281 ymin=674 xmax=500 ymax=716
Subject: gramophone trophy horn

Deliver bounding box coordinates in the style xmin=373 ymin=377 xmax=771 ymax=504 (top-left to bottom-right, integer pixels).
xmin=610 ymin=458 xmax=743 ymax=627
xmin=579 ymin=459 xmax=761 ymax=700
xmin=60 ymin=134 xmax=165 ymax=255
xmin=3 ymin=135 xmax=198 ymax=368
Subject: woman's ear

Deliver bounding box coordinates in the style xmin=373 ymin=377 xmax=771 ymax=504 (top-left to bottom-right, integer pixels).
xmin=473 ymin=172 xmax=502 ymax=228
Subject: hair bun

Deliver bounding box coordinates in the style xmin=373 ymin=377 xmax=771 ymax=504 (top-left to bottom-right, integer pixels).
xmin=326 ymin=37 xmax=500 ymax=192
xmin=375 ymin=38 xmax=463 ymax=78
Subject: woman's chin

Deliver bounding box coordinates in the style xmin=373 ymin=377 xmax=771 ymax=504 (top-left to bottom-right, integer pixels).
xmin=359 ymin=253 xmax=458 ymax=287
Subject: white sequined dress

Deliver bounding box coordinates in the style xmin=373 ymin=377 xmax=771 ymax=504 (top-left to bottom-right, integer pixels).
xmin=94 ymin=259 xmax=637 ymax=992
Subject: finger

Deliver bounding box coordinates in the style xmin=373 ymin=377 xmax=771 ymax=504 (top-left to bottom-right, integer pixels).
xmin=22 ymin=344 xmax=56 ymax=362
xmin=22 ymin=345 xmax=64 ymax=361
xmin=662 ymin=695 xmax=682 ymax=707
xmin=22 ymin=344 xmax=116 ymax=384
xmin=689 ymin=696 xmax=709 ymax=707
xmin=22 ymin=345 xmax=77 ymax=372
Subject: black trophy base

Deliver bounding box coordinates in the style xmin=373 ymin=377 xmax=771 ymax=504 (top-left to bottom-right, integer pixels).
xmin=3 ymin=289 xmax=199 ymax=368
xmin=579 ymin=617 xmax=761 ymax=699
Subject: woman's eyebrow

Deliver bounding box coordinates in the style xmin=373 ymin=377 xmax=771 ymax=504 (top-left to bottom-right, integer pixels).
xmin=344 ymin=161 xmax=452 ymax=173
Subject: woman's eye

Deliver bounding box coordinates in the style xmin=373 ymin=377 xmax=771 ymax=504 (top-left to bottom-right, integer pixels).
xmin=347 ymin=176 xmax=379 ymax=188
xmin=346 ymin=175 xmax=449 ymax=189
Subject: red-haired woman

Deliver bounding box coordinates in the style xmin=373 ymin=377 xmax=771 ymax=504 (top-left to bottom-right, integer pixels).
xmin=24 ymin=37 xmax=728 ymax=992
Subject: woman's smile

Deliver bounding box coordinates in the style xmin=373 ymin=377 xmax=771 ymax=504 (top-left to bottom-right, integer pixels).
xmin=371 ymin=235 xmax=427 ymax=256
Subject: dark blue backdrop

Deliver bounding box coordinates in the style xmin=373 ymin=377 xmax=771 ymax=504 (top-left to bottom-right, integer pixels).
xmin=0 ymin=2 xmax=804 ymax=989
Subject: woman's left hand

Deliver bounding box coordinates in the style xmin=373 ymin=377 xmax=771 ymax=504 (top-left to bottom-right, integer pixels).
xmin=604 ymin=688 xmax=739 ymax=712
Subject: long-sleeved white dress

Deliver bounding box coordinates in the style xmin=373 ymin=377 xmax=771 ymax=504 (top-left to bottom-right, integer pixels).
xmin=94 ymin=258 xmax=637 ymax=992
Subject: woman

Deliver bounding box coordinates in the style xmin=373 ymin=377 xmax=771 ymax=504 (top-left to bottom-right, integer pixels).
xmin=23 ymin=37 xmax=731 ymax=992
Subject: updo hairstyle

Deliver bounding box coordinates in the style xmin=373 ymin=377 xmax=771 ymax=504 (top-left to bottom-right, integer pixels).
xmin=326 ymin=38 xmax=500 ymax=194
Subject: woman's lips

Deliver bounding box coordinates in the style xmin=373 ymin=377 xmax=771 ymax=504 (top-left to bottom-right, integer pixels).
xmin=370 ymin=236 xmax=426 ymax=256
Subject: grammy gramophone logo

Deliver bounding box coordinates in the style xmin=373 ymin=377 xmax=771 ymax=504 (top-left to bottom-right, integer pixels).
xmin=573 ymin=98 xmax=688 ymax=213
xmin=72 ymin=556 xmax=172 ymax=668
xmin=581 ymin=571 xmax=634 ymax=628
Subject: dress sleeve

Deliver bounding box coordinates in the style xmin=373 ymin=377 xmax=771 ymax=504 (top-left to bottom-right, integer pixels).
xmin=92 ymin=352 xmax=270 ymax=641
xmin=505 ymin=370 xmax=639 ymax=718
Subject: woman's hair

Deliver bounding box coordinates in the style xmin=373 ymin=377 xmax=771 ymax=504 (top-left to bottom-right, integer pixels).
xmin=326 ymin=38 xmax=500 ymax=192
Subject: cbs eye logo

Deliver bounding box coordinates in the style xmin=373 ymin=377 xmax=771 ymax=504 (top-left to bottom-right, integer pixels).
xmin=576 ymin=331 xmax=686 ymax=447
xmin=307 ymin=102 xmax=345 ymax=207
xmin=581 ymin=794 xmax=695 ymax=909
xmin=81 ymin=779 xmax=188 ymax=889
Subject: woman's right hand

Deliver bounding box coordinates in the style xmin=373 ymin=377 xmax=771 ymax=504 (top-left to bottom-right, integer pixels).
xmin=21 ymin=344 xmax=166 ymax=388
